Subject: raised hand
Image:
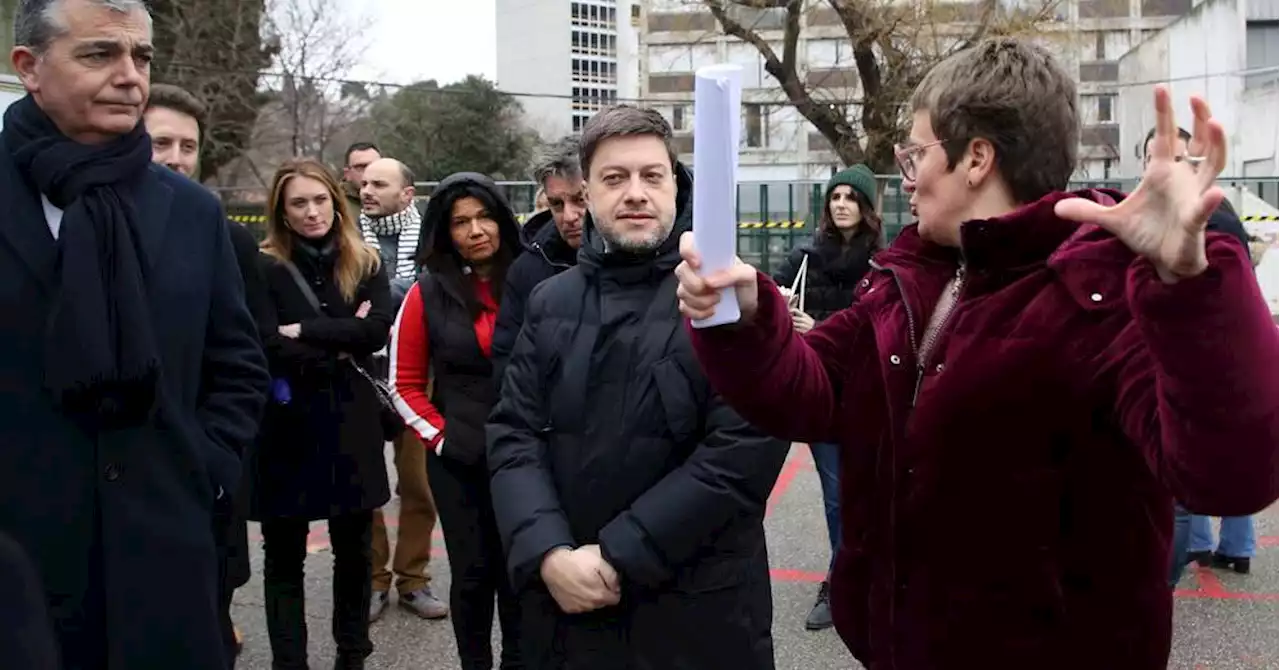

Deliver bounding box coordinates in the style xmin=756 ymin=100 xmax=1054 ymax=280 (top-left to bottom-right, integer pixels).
xmin=539 ymin=546 xmax=621 ymax=614
xmin=1054 ymin=85 xmax=1227 ymax=283
xmin=675 ymin=231 xmax=761 ymax=322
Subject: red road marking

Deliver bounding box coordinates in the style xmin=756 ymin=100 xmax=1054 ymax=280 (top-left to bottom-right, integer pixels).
xmin=771 ymin=568 xmax=827 ymax=583
xmin=1260 ymin=535 xmax=1278 ymax=547
xmin=765 ymin=447 xmax=813 ymax=518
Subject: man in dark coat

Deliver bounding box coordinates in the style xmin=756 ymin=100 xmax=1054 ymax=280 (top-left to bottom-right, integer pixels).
xmin=144 ymin=82 xmax=270 ymax=665
xmin=0 ymin=531 xmax=59 ymax=670
xmin=0 ymin=1 xmax=269 ymax=669
xmin=491 ymin=135 xmax=587 ymax=385
xmin=487 ymin=106 xmax=788 ymax=670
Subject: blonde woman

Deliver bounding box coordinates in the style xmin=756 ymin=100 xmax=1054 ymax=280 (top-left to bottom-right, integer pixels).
xmin=248 ymin=157 xmax=392 ymax=670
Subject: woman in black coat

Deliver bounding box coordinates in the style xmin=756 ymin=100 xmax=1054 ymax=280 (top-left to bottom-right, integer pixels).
xmin=248 ymin=157 xmax=393 ymax=670
xmin=771 ymin=164 xmax=883 ymax=632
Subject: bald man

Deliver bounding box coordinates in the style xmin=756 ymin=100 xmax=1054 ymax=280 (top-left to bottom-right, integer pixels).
xmin=360 ymin=158 xmax=424 ymax=281
xmin=359 ymin=158 xmax=449 ymax=623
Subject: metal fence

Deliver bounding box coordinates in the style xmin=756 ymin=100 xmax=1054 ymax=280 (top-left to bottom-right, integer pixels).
xmin=223 ymin=176 xmax=1280 ymax=274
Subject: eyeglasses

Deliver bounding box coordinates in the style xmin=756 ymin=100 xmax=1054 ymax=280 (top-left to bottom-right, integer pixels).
xmin=893 ymin=139 xmax=947 ymax=182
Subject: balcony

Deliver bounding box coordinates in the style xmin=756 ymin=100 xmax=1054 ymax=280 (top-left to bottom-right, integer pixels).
xmin=1080 ymin=124 xmax=1121 ymax=147
xmin=1079 ymin=61 xmax=1120 ymax=82
xmin=648 ymin=73 xmax=696 ymax=94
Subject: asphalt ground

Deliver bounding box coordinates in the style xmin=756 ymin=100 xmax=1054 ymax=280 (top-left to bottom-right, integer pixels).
xmin=232 ymin=445 xmax=1279 ymax=670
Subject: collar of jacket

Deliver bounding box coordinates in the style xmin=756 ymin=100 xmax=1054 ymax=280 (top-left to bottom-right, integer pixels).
xmin=878 ymin=188 xmax=1127 ymax=274
xmin=520 ymin=209 xmax=577 ymax=268
xmin=578 ymin=162 xmax=693 ymax=283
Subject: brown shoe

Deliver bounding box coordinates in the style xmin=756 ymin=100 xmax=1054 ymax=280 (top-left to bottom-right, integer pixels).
xmin=233 ymin=624 xmax=244 ymax=656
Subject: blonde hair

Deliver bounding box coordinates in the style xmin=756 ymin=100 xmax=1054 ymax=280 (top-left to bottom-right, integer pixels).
xmin=261 ymin=157 xmax=381 ymax=302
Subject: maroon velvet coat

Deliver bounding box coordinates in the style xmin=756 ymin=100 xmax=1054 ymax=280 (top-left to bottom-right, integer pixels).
xmin=689 ymin=190 xmax=1279 ymax=670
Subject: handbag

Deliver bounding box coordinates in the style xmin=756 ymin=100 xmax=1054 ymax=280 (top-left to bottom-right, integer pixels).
xmin=278 ymin=260 xmax=406 ymax=440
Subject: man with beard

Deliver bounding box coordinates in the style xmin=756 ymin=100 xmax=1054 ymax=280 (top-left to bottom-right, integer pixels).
xmin=358 ymin=157 xmax=449 ymax=623
xmin=486 ymin=106 xmax=788 ymax=669
xmin=492 ymin=136 xmax=587 ymax=385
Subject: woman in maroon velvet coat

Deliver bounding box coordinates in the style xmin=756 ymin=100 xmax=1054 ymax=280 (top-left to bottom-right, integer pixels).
xmin=675 ymin=38 xmax=1278 ymax=670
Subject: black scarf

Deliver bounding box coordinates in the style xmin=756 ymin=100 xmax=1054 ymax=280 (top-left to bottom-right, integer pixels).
xmin=4 ymin=95 xmax=159 ymax=429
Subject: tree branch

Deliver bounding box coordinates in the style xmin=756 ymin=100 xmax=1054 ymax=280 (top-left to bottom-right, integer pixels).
xmin=705 ymin=0 xmax=863 ymax=164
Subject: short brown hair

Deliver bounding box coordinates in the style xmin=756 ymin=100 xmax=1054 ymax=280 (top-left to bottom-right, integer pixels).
xmin=910 ymin=38 xmax=1078 ymax=204
xmin=579 ymin=105 xmax=677 ymax=176
xmin=147 ymin=83 xmax=207 ymax=134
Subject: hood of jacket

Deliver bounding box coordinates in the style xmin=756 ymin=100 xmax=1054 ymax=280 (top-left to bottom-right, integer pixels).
xmin=520 ymin=208 xmax=578 ymax=269
xmin=418 ymin=171 xmax=523 ymax=273
xmin=578 ymin=162 xmax=694 ymax=282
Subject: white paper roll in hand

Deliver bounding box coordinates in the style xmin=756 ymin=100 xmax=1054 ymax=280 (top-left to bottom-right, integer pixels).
xmin=690 ymin=64 xmax=744 ymax=329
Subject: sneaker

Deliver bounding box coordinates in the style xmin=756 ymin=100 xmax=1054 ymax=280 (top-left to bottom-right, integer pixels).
xmin=399 ymin=586 xmax=449 ymax=620
xmin=805 ymin=581 xmax=834 ymax=631
xmin=369 ymin=590 xmax=389 ymax=623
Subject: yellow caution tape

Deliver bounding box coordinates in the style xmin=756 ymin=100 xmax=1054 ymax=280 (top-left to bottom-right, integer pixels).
xmin=737 ymin=221 xmax=807 ymax=229
xmin=229 ymin=214 xmax=267 ymax=223
xmin=1242 ymin=215 xmax=1280 ymax=222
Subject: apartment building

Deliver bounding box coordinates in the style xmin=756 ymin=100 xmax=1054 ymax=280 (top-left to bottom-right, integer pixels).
xmin=638 ymin=0 xmax=1198 ymax=181
xmin=495 ymin=0 xmax=643 ymax=140
xmin=1117 ymin=0 xmax=1278 ymax=178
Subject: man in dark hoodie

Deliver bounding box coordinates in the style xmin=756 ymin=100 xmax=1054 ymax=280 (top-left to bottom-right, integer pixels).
xmin=486 ymin=105 xmax=788 ymax=669
xmin=491 ymin=136 xmax=587 ymax=385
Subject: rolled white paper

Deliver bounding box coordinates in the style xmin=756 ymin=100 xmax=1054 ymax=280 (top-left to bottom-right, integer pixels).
xmin=690 ymin=63 xmax=743 ymax=329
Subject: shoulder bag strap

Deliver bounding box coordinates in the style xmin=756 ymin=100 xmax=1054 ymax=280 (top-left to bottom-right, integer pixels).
xmin=280 ymin=259 xmax=324 ymax=315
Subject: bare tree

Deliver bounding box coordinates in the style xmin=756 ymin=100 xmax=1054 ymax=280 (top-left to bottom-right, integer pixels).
xmin=699 ymin=0 xmax=1069 ymax=172
xmin=152 ymin=0 xmax=275 ymax=181
xmin=253 ymin=0 xmax=375 ymax=168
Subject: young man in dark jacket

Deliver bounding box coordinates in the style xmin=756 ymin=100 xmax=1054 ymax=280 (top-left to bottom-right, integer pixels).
xmin=491 ymin=136 xmax=587 ymax=386
xmin=145 ymin=82 xmax=272 ymax=667
xmin=487 ymin=106 xmax=788 ymax=670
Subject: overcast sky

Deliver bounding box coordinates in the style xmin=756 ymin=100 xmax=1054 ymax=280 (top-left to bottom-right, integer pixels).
xmin=350 ymin=0 xmax=498 ymax=86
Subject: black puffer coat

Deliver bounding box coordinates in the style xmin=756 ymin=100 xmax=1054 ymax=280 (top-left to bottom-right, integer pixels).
xmin=772 ymin=229 xmax=877 ymax=323
xmin=491 ymin=208 xmax=578 ymax=387
xmin=487 ymin=165 xmax=788 ymax=670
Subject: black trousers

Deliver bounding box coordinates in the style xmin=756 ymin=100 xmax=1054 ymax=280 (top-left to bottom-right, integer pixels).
xmin=261 ymin=511 xmax=374 ymax=670
xmin=427 ymin=450 xmax=523 ymax=670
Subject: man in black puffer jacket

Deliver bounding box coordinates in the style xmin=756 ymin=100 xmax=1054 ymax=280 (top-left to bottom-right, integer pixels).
xmin=487 ymin=106 xmax=788 ymax=670
xmin=491 ymin=136 xmax=587 ymax=387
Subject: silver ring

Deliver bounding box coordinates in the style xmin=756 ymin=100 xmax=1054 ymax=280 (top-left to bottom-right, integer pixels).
xmin=1182 ymin=155 xmax=1208 ymax=165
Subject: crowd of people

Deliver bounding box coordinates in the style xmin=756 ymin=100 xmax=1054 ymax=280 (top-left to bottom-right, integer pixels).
xmin=0 ymin=1 xmax=1275 ymax=670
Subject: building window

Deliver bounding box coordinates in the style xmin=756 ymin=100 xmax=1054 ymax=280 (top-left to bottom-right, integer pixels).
xmin=1103 ymin=158 xmax=1113 ymax=179
xmin=744 ymin=104 xmax=767 ymax=148
xmin=1094 ymin=32 xmax=1105 ymax=60
xmin=673 ymin=105 xmax=687 ymax=131
xmin=1246 ymin=20 xmax=1279 ymax=90
xmin=1098 ymin=94 xmax=1114 ymax=122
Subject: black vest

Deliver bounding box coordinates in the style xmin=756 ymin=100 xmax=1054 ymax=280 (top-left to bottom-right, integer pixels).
xmin=420 ymin=275 xmax=497 ymax=465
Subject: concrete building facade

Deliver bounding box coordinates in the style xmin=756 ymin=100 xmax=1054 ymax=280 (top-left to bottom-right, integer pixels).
xmin=636 ymin=0 xmax=1204 ymax=181
xmin=1117 ymin=0 xmax=1278 ymax=178
xmin=495 ymin=0 xmax=642 ymax=141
